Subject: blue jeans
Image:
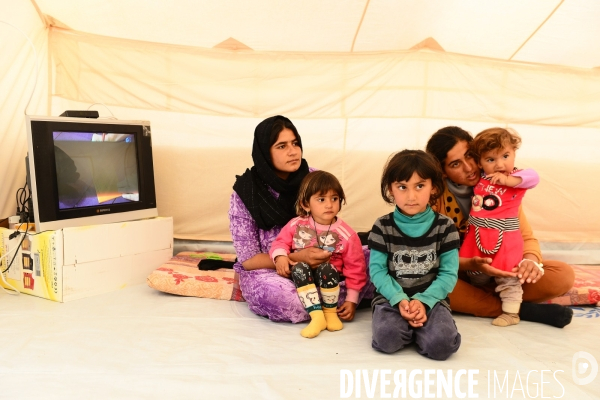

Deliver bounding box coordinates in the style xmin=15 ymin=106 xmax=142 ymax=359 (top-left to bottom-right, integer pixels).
xmin=372 ymin=302 xmax=461 ymax=360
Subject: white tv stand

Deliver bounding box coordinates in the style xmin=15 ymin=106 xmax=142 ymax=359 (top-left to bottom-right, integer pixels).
xmin=0 ymin=217 xmax=172 ymax=302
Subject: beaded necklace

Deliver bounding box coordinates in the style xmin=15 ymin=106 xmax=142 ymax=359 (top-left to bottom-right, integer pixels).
xmin=312 ymin=215 xmax=334 ymax=250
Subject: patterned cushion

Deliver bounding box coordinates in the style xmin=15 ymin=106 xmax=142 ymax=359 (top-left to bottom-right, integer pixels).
xmin=147 ymin=251 xmax=244 ymax=301
xmin=545 ymin=264 xmax=600 ymax=306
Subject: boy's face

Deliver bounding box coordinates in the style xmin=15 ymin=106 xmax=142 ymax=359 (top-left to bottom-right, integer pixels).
xmin=478 ymin=145 xmax=516 ymax=176
xmin=390 ymin=172 xmax=434 ymax=217
xmin=305 ymin=190 xmax=340 ymax=225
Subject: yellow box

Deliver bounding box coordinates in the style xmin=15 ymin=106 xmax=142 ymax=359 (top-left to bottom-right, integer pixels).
xmin=1 ymin=217 xmax=173 ymax=302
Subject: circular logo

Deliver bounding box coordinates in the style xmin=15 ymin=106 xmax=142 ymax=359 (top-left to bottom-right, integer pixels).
xmin=482 ymin=194 xmax=502 ymax=211
xmin=573 ymin=351 xmax=598 ymax=385
xmin=472 ymin=195 xmax=484 ymax=212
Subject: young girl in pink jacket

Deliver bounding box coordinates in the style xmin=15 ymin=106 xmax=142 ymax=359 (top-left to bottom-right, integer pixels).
xmin=270 ymin=171 xmax=367 ymax=338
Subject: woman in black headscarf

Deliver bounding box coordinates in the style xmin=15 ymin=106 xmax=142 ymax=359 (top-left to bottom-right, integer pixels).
xmin=229 ymin=116 xmax=331 ymax=322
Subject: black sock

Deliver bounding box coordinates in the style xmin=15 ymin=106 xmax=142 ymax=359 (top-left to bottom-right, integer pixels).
xmin=519 ymin=303 xmax=573 ymax=328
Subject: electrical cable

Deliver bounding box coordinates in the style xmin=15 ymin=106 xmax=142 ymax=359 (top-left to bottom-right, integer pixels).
xmin=3 ymin=222 xmax=29 ymax=274
xmin=87 ymin=103 xmax=118 ymax=119
xmin=17 ymin=184 xmax=25 ymax=220
xmin=23 ymin=181 xmax=33 ymax=223
xmin=1 ymin=222 xmax=53 ymax=296
xmin=15 ymin=181 xmax=31 ymax=223
xmin=0 ymin=223 xmax=28 ymax=296
xmin=0 ymin=244 xmax=20 ymax=265
xmin=0 ymin=274 xmax=19 ymax=295
xmin=0 ymin=21 xmax=40 ymax=116
xmin=4 ymin=181 xmax=49 ymax=274
xmin=4 ymin=180 xmax=35 ymax=277
xmin=0 ymin=243 xmax=21 ymax=295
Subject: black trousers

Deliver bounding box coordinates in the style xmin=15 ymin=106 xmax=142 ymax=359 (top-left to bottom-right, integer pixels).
xmin=291 ymin=262 xmax=339 ymax=289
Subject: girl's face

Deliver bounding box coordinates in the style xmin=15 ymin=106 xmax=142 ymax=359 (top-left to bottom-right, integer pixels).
xmin=390 ymin=172 xmax=434 ymax=216
xmin=478 ymin=145 xmax=516 ymax=176
xmin=304 ymin=190 xmax=340 ymax=225
xmin=270 ymin=128 xmax=301 ymax=179
xmin=443 ymin=140 xmax=479 ymax=187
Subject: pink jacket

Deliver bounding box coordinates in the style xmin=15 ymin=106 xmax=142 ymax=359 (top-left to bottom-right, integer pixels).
xmin=269 ymin=216 xmax=367 ymax=303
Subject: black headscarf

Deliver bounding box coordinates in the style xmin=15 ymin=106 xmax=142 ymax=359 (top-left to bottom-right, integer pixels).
xmin=233 ymin=116 xmax=310 ymax=230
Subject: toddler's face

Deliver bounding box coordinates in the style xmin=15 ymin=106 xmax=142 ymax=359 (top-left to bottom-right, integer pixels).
xmin=478 ymin=145 xmax=516 ymax=176
xmin=306 ymin=190 xmax=340 ymax=225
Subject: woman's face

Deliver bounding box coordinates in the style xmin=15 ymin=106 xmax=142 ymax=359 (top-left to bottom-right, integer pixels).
xmin=270 ymin=128 xmax=302 ymax=179
xmin=443 ymin=140 xmax=480 ymax=187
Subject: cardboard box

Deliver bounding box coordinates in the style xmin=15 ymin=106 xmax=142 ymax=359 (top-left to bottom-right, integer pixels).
xmin=0 ymin=217 xmax=173 ymax=302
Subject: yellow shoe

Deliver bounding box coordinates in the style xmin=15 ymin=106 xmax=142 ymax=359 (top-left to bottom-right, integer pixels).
xmin=492 ymin=313 xmax=520 ymax=327
xmin=323 ymin=306 xmax=343 ymax=332
xmin=301 ymin=310 xmax=327 ymax=338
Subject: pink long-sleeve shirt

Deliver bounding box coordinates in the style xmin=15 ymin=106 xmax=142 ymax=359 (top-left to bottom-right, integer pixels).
xmin=269 ymin=216 xmax=367 ymax=303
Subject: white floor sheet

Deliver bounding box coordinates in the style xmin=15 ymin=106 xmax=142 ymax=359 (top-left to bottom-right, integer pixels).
xmin=2 ymin=284 xmax=599 ymax=399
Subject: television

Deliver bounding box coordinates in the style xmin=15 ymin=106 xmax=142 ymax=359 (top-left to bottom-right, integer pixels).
xmin=26 ymin=115 xmax=158 ymax=231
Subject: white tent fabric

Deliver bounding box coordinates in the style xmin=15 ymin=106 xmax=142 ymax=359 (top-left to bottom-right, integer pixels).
xmin=1 ymin=1 xmax=48 ymax=218
xmin=2 ymin=1 xmax=600 ymax=251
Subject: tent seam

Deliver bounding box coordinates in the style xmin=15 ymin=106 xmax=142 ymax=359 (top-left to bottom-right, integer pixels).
xmin=29 ymin=0 xmax=48 ymax=29
xmin=508 ymin=0 xmax=564 ymax=61
xmin=350 ymin=0 xmax=370 ymax=52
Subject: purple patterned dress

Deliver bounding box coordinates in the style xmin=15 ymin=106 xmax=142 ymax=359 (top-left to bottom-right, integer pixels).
xmin=229 ymin=190 xmax=374 ymax=323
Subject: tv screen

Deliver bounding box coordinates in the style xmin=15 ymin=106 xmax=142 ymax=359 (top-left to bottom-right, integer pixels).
xmin=54 ymin=131 xmax=139 ymax=209
xmin=27 ymin=116 xmax=158 ymax=231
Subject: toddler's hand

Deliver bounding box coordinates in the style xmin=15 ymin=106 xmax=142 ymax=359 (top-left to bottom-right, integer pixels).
xmin=487 ymin=172 xmax=509 ymax=186
xmin=488 ymin=172 xmax=523 ymax=187
xmin=274 ymin=256 xmax=291 ymax=278
xmin=337 ymin=301 xmax=357 ymax=321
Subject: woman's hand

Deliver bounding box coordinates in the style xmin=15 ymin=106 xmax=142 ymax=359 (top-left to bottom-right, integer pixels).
xmin=465 ymin=256 xmax=517 ymax=278
xmin=274 ymin=255 xmax=291 ymax=278
xmin=512 ymin=255 xmax=544 ymax=284
xmin=289 ymin=247 xmax=331 ymax=268
xmin=337 ymin=301 xmax=357 ymax=321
